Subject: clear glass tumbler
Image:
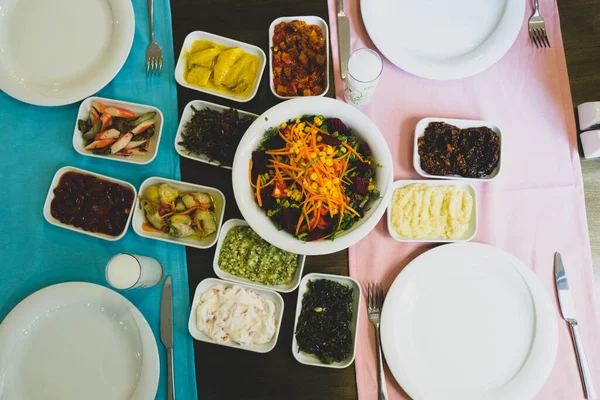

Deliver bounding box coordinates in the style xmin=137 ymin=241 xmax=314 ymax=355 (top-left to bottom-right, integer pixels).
xmin=343 ymin=48 xmax=383 ymax=107
xmin=105 ymin=253 xmax=164 ymax=290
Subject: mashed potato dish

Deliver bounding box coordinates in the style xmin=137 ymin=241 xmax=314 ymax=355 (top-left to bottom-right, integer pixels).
xmin=390 ymin=184 xmax=473 ymax=239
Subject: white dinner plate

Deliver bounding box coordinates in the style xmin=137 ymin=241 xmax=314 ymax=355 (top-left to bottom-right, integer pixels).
xmin=361 ymin=0 xmax=525 ymax=80
xmin=0 ymin=282 xmax=159 ymax=400
xmin=0 ymin=0 xmax=135 ymax=106
xmin=380 ymin=243 xmax=558 ymax=400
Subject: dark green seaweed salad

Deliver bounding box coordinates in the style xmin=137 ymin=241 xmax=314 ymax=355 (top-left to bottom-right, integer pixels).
xmin=295 ymin=279 xmax=354 ymax=364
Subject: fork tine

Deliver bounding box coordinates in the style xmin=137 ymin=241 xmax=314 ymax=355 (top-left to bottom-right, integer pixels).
xmin=529 ymin=30 xmax=538 ymax=48
xmin=368 ymin=283 xmax=373 ymax=310
xmin=542 ymin=29 xmax=551 ymax=48
xmin=538 ymin=30 xmax=547 ymax=48
xmin=158 ymin=57 xmax=163 ymax=75
xmin=153 ymin=57 xmax=158 ymax=75
xmin=378 ymin=283 xmax=384 ymax=308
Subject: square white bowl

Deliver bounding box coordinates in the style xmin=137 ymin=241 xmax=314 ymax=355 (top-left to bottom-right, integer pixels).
xmin=386 ymin=179 xmax=478 ymax=243
xmin=43 ymin=166 xmax=136 ymax=241
xmin=174 ymin=31 xmax=266 ymax=103
xmin=188 ymin=277 xmax=284 ymax=353
xmin=413 ymin=117 xmax=503 ymax=181
xmin=268 ymin=16 xmax=330 ymax=99
xmin=72 ymin=96 xmax=164 ymax=165
xmin=132 ymin=177 xmax=226 ymax=249
xmin=291 ymin=273 xmax=361 ymax=368
xmin=213 ymin=219 xmax=306 ymax=293
xmin=174 ymin=100 xmax=258 ymax=170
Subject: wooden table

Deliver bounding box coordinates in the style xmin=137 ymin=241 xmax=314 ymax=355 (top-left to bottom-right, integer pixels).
xmin=171 ymin=0 xmax=600 ymax=398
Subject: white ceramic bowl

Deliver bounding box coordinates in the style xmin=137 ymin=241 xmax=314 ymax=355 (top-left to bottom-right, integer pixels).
xmin=188 ymin=277 xmax=284 ymax=354
xmin=386 ymin=180 xmax=478 ymax=243
xmin=0 ymin=0 xmax=134 ymax=106
xmin=132 ymin=177 xmax=226 ymax=249
xmin=231 ymin=97 xmax=394 ymax=256
xmin=43 ymin=166 xmax=136 ymax=241
xmin=268 ymin=16 xmax=330 ymax=99
xmin=213 ymin=219 xmax=306 ymax=293
xmin=174 ymin=31 xmax=266 ymax=103
xmin=291 ymin=273 xmax=361 ymax=368
xmin=73 ymin=96 xmax=164 ymax=165
xmin=414 ymin=117 xmax=503 ymax=181
xmin=174 ymin=100 xmax=258 ymax=170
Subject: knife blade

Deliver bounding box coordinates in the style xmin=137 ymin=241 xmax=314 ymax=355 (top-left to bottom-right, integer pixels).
xmin=160 ymin=275 xmax=173 ymax=348
xmin=336 ymin=0 xmax=350 ymax=80
xmin=554 ymin=252 xmax=597 ymax=400
xmin=160 ymin=276 xmax=176 ymax=400
xmin=555 ymin=252 xmax=577 ymax=321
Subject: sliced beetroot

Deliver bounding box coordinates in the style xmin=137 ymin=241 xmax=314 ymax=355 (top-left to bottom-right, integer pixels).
xmin=359 ymin=142 xmax=372 ymax=156
xmin=353 ymin=176 xmax=369 ymax=195
xmin=282 ymin=206 xmax=299 ymax=232
xmin=357 ymin=161 xmax=371 ymax=172
xmin=306 ymin=228 xmax=324 ymax=241
xmin=326 ymin=118 xmax=349 ymax=135
xmin=252 ymin=151 xmax=267 ymax=180
xmin=321 ymin=134 xmax=341 ymax=146
xmin=260 ymin=185 xmax=275 ymax=210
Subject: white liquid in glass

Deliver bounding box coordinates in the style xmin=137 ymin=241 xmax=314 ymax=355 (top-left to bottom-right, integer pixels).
xmin=344 ymin=49 xmax=383 ymax=107
xmin=106 ymin=254 xmax=163 ymax=290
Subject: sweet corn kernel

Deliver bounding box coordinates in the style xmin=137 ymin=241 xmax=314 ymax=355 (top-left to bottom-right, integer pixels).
xmin=316 ymin=120 xmax=323 ymax=127
xmin=319 ymin=187 xmax=327 ymax=195
xmin=331 ymin=209 xmax=338 ymax=215
xmin=325 ymin=159 xmax=333 ymax=166
xmin=311 ymin=182 xmax=318 ymax=190
xmin=368 ymin=184 xmax=375 ymax=191
xmin=326 ymin=146 xmax=334 ymax=155
xmin=296 ymin=118 xmax=300 ymax=123
xmin=328 ymin=168 xmax=335 ymax=174
xmin=279 ymin=122 xmax=287 ymax=129
xmin=297 ymin=123 xmax=305 ymax=131
xmin=333 ymin=178 xmax=340 ymax=184
xmin=304 ymin=127 xmax=311 ymax=133
xmin=319 ymin=151 xmax=326 ymax=157
xmin=310 ymin=173 xmax=318 ymax=180
xmin=317 ymin=136 xmax=323 ymax=142
xmin=332 ymin=191 xmax=340 ymax=198
xmin=313 ymin=116 xmax=321 ymax=124
xmin=325 ymin=181 xmax=333 ymax=189
xmin=296 ymin=140 xmax=303 ymax=147
xmin=341 ymin=147 xmax=347 ymax=153
xmin=310 ymin=152 xmax=317 ymax=159
xmin=311 ymin=128 xmax=318 ymax=134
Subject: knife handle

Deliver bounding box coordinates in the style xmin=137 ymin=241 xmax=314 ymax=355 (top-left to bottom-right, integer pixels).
xmin=336 ymin=0 xmax=344 ymax=13
xmin=167 ymin=347 xmax=175 ymax=400
xmin=570 ymin=321 xmax=597 ymax=400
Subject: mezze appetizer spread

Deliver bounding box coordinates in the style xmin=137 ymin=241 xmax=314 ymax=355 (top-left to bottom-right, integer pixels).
xmin=219 ymin=225 xmax=298 ymax=285
xmin=78 ymin=101 xmax=157 ymax=156
xmin=139 ymin=184 xmax=218 ymax=239
xmin=295 ymin=279 xmax=353 ymax=363
xmin=196 ymin=284 xmax=277 ymax=345
xmin=250 ymin=116 xmax=380 ymax=242
xmin=50 ymin=171 xmax=134 ymax=236
xmin=272 ymin=20 xmax=327 ymax=96
xmin=390 ymin=183 xmax=473 ymax=239
xmin=178 ymin=106 xmax=256 ymax=167
xmin=418 ymin=122 xmax=500 ymax=178
xmin=184 ymin=40 xmax=260 ymax=98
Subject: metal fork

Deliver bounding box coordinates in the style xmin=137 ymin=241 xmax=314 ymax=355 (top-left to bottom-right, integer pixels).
xmin=367 ymin=282 xmax=388 ymax=400
xmin=146 ymin=0 xmax=163 ymax=75
xmin=528 ymin=0 xmax=550 ymax=48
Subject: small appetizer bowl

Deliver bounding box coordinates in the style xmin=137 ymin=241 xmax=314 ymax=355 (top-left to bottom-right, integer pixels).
xmin=292 ymin=273 xmax=361 ymax=368
xmin=174 ymin=100 xmax=258 ymax=170
xmin=386 ymin=180 xmax=478 ymax=243
xmin=268 ymin=16 xmax=330 ymax=99
xmin=174 ymin=31 xmax=266 ymax=103
xmin=188 ymin=277 xmax=284 ymax=354
xmin=413 ymin=117 xmax=503 ymax=181
xmin=132 ymin=177 xmax=226 ymax=249
xmin=73 ymin=96 xmax=164 ymax=165
xmin=43 ymin=166 xmax=136 ymax=241
xmin=213 ymin=219 xmax=306 ymax=293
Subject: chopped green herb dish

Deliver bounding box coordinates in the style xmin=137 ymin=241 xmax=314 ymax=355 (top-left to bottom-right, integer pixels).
xmin=295 ymin=279 xmax=353 ymax=364
xmin=218 ymin=225 xmax=298 ymax=285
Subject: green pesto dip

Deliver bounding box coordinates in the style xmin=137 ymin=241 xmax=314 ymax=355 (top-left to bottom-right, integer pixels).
xmin=219 ymin=226 xmax=298 ymax=285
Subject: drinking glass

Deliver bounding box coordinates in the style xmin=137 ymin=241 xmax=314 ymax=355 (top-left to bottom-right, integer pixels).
xmin=105 ymin=253 xmax=164 ymax=290
xmin=343 ymin=48 xmax=383 ymax=107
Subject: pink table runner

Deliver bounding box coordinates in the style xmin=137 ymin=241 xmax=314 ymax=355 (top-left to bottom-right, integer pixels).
xmin=326 ymin=0 xmax=600 ymax=398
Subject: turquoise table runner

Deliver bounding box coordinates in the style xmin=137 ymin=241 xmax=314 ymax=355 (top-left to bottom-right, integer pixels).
xmin=0 ymin=0 xmax=198 ymax=399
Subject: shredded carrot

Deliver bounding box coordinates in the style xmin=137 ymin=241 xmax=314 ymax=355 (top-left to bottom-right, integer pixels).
xmin=142 ymin=223 xmax=162 ymax=233
xmin=256 ymin=176 xmax=262 ymax=207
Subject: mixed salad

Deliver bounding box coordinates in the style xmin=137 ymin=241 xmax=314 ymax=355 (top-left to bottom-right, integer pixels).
xmin=249 ymin=115 xmax=380 ymax=241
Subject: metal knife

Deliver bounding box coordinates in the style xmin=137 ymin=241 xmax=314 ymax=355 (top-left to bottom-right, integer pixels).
xmin=555 ymin=252 xmax=597 ymax=400
xmin=336 ymin=0 xmax=351 ymax=79
xmin=160 ymin=276 xmax=175 ymax=400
